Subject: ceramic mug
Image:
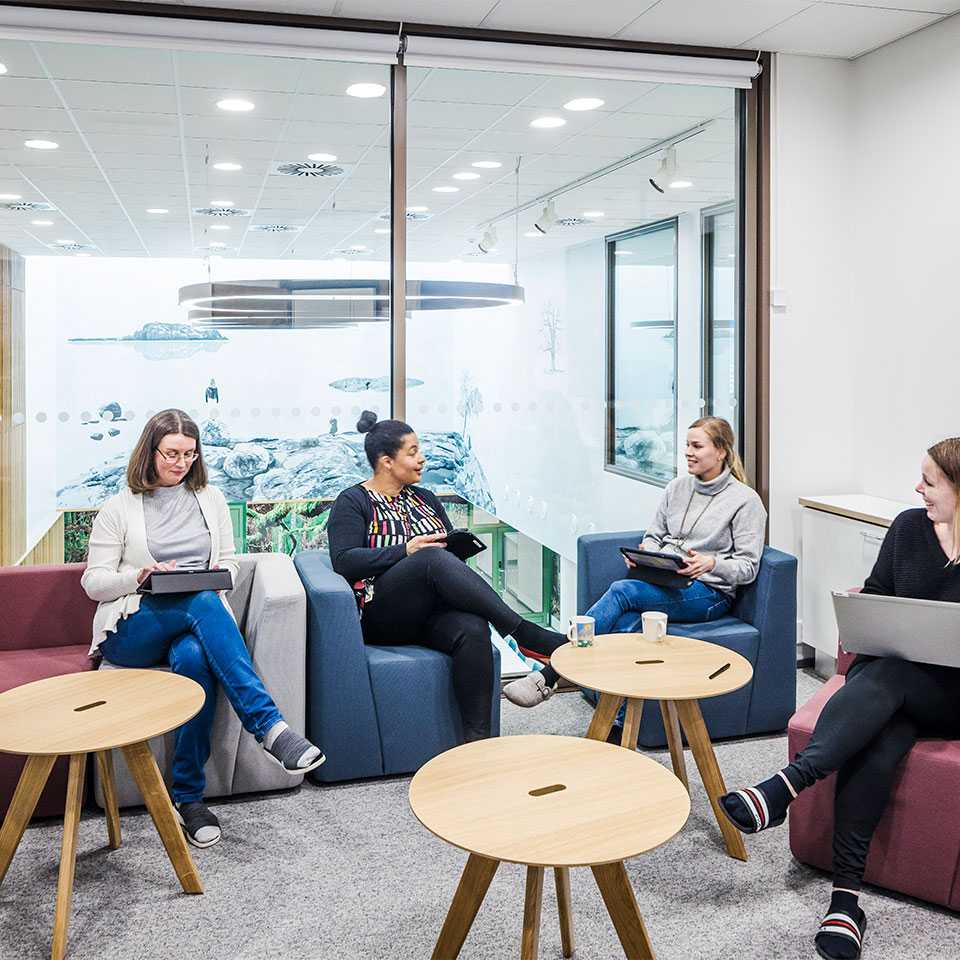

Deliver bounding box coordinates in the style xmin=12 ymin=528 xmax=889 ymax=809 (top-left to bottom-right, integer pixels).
xmin=568 ymin=615 xmax=595 ymax=648
xmin=641 ymin=611 xmax=668 ymax=644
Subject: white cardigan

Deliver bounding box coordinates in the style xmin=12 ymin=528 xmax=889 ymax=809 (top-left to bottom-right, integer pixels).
xmin=81 ymin=484 xmax=240 ymax=656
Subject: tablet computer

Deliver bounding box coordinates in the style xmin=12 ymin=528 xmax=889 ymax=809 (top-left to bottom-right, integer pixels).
xmin=444 ymin=529 xmax=487 ymax=562
xmin=618 ymin=547 xmax=694 ymax=589
xmin=138 ymin=568 xmax=233 ymax=595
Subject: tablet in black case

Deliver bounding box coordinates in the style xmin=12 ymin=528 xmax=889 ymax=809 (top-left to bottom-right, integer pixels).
xmin=444 ymin=530 xmax=487 ymax=562
xmin=618 ymin=547 xmax=694 ymax=590
xmin=138 ymin=569 xmax=233 ymax=595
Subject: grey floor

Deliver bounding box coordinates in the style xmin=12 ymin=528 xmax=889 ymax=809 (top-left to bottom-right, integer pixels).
xmin=1 ymin=670 xmax=957 ymax=960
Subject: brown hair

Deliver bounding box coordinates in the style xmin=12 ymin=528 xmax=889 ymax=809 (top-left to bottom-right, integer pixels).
xmin=927 ymin=437 xmax=960 ymax=565
xmin=688 ymin=416 xmax=748 ymax=484
xmin=126 ymin=409 xmax=207 ymax=494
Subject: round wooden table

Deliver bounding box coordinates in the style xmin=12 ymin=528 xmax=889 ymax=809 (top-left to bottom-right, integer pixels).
xmin=0 ymin=669 xmax=206 ymax=960
xmin=552 ymin=633 xmax=754 ymax=862
xmin=410 ymin=734 xmax=689 ymax=959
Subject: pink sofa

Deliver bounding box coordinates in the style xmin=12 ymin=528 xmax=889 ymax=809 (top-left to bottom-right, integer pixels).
xmin=788 ymin=645 xmax=960 ymax=908
xmin=0 ymin=564 xmax=97 ymax=819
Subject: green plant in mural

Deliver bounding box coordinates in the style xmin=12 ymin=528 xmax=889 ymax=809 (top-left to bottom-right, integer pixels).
xmin=64 ymin=511 xmax=95 ymax=563
xmin=247 ymin=500 xmax=332 ymax=556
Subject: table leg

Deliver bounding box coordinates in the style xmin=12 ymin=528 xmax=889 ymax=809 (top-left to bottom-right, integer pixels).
xmin=51 ymin=754 xmax=85 ymax=960
xmin=96 ymin=751 xmax=122 ymax=850
xmin=432 ymin=853 xmax=499 ymax=960
xmin=659 ymin=701 xmax=688 ymax=792
xmin=0 ymin=754 xmax=57 ymax=886
xmin=620 ymin=699 xmax=643 ymax=751
xmin=586 ymin=693 xmax=623 ymax=742
xmin=554 ymin=867 xmax=574 ymax=959
xmin=521 ymin=866 xmax=544 ymax=959
xmin=120 ymin=741 xmax=203 ymax=894
xmin=591 ymin=861 xmax=655 ymax=960
xmin=674 ymin=699 xmax=748 ymax=862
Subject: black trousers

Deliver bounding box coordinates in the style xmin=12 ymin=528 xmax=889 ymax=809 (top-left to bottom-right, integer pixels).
xmin=360 ymin=549 xmax=540 ymax=740
xmin=788 ymin=655 xmax=960 ymax=890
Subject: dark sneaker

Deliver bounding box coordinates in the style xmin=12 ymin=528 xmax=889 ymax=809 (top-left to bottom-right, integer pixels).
xmin=175 ymin=801 xmax=222 ymax=848
xmin=264 ymin=727 xmax=326 ymax=775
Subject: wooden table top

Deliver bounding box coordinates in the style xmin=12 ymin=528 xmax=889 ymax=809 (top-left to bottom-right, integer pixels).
xmin=551 ymin=633 xmax=753 ymax=701
xmin=409 ymin=734 xmax=689 ymax=867
xmin=0 ymin=670 xmax=204 ymax=756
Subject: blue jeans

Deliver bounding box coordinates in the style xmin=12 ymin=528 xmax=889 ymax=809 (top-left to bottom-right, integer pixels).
xmin=586 ymin=578 xmax=733 ymax=726
xmin=99 ymin=591 xmax=282 ymax=804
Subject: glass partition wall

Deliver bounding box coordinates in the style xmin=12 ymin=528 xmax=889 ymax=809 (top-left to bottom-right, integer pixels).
xmin=1 ymin=26 xmax=745 ymax=651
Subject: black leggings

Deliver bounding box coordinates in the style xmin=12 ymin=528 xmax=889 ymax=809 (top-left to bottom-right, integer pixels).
xmin=788 ymin=656 xmax=960 ymax=890
xmin=360 ymin=549 xmax=555 ymax=740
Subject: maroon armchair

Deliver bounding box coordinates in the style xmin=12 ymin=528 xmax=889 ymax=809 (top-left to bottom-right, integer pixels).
xmin=788 ymin=642 xmax=960 ymax=908
xmin=0 ymin=564 xmax=97 ymax=818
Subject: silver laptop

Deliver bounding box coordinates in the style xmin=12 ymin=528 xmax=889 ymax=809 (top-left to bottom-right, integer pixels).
xmin=832 ymin=591 xmax=960 ymax=668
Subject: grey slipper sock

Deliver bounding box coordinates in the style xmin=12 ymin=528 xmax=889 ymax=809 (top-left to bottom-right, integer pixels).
xmin=265 ymin=727 xmax=324 ymax=771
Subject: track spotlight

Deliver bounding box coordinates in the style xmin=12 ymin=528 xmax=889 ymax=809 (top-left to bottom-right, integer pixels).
xmin=533 ymin=200 xmax=558 ymax=235
xmin=478 ymin=226 xmax=498 ymax=254
xmin=649 ymin=147 xmax=692 ymax=193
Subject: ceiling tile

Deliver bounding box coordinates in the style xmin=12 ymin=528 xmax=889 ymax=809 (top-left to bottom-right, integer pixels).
xmin=481 ymin=0 xmax=651 ymax=37
xmin=38 ymin=43 xmax=174 ymax=84
xmin=619 ymin=0 xmax=810 ymax=48
xmin=413 ymin=69 xmax=546 ymax=106
xmin=834 ymin=0 xmax=960 ymax=11
xmin=335 ymin=1 xmax=493 ymax=27
xmin=747 ymin=4 xmax=941 ymax=57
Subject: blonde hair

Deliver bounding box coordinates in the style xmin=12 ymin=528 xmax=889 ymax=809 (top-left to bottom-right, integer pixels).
xmin=127 ymin=409 xmax=207 ymax=494
xmin=688 ymin=416 xmax=748 ymax=485
xmin=927 ymin=437 xmax=960 ymax=566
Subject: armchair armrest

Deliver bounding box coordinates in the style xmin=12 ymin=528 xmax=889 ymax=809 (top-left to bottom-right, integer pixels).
xmin=576 ymin=531 xmax=646 ymax=614
xmin=294 ymin=551 xmax=382 ymax=781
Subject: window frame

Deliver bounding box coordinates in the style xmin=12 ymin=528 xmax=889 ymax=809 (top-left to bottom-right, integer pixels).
xmin=700 ymin=200 xmax=743 ymax=449
xmin=604 ymin=216 xmax=680 ymax=486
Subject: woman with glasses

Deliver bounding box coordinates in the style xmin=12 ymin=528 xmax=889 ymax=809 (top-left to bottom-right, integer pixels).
xmin=82 ymin=409 xmax=324 ymax=849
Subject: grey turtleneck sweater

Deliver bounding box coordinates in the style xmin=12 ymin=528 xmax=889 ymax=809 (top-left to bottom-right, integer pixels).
xmin=143 ymin=483 xmax=211 ymax=570
xmin=640 ymin=468 xmax=767 ymax=595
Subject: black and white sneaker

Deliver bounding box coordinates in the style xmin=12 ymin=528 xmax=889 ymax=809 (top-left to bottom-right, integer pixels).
xmin=175 ymin=801 xmax=222 ymax=848
xmin=263 ymin=727 xmax=326 ymax=775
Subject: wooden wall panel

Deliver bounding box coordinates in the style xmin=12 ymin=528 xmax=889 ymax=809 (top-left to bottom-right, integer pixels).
xmin=15 ymin=514 xmax=65 ymax=567
xmin=1 ymin=243 xmax=26 ymax=565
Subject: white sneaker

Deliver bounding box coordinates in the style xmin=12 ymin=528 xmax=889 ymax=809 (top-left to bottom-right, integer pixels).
xmin=503 ymin=672 xmax=554 ymax=708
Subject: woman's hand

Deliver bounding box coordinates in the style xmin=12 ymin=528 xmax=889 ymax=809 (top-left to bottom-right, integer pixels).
xmin=406 ymin=533 xmax=447 ymax=556
xmin=623 ymin=543 xmax=644 ymax=569
xmin=677 ymin=549 xmax=716 ymax=579
xmin=137 ymin=560 xmax=177 ymax=584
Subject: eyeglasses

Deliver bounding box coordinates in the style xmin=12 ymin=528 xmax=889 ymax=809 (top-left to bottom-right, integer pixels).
xmin=155 ymin=448 xmax=199 ymax=464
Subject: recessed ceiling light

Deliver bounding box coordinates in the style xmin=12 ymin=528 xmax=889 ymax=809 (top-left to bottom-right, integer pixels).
xmin=583 ymin=211 xmax=605 ymax=218
xmin=614 ymin=250 xmax=633 ymax=256
xmin=210 ymin=224 xmax=230 ymax=231
xmin=307 ymin=152 xmax=337 ymax=163
xmin=217 ymin=98 xmax=254 ymax=112
xmin=146 ymin=208 xmax=168 ymax=214
xmin=213 ymin=161 xmax=242 ymax=172
xmin=433 ymin=186 xmax=459 ymax=193
xmin=31 ymin=219 xmax=53 ymax=226
xmin=564 ymin=97 xmax=605 ymax=111
xmin=0 ymin=63 xmax=7 ymax=76
xmin=472 ymin=160 xmax=502 ymax=169
xmin=0 ymin=193 xmax=22 ymax=201
xmin=523 ymin=231 xmax=543 ymax=238
xmin=346 ymin=82 xmax=386 ymax=98
xmin=452 ymin=172 xmax=481 ymax=181
xmin=530 ymin=116 xmax=565 ymax=129
xmin=374 ymin=227 xmax=390 ymax=234
xmin=25 ymin=139 xmax=58 ymax=150
xmin=208 ymin=241 xmax=227 ymax=249
xmin=407 ymin=206 xmax=429 ymax=213
xmin=210 ymin=200 xmax=234 ymax=207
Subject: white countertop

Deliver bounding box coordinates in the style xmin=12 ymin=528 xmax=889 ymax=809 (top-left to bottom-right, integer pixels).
xmin=798 ymin=494 xmax=916 ymax=528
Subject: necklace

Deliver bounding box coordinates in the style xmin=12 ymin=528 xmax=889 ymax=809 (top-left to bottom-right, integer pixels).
xmin=667 ymin=490 xmax=715 ymax=551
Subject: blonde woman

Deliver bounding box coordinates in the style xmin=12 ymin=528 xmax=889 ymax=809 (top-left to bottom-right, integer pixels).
xmin=82 ymin=409 xmax=324 ymax=848
xmin=721 ymin=438 xmax=960 ymax=960
xmin=505 ymin=416 xmax=767 ymax=707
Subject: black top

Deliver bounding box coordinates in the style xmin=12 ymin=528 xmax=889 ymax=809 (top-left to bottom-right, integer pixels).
xmin=327 ymin=483 xmax=452 ymax=586
xmin=863 ymin=508 xmax=960 ymax=601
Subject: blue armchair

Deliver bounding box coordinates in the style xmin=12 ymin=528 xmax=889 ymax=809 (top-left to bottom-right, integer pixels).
xmin=577 ymin=531 xmax=797 ymax=746
xmin=294 ymin=551 xmax=501 ymax=782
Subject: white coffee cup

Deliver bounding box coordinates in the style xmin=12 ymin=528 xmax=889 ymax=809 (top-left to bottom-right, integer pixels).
xmin=641 ymin=611 xmax=668 ymax=644
xmin=568 ymin=615 xmax=595 ymax=647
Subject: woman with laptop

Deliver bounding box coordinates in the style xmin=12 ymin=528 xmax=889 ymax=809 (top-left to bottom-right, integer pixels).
xmin=82 ymin=409 xmax=325 ymax=849
xmin=326 ymin=411 xmax=570 ymax=740
xmin=721 ymin=437 xmax=960 ymax=960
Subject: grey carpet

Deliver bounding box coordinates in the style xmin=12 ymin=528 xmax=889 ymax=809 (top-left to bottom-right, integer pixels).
xmin=1 ymin=670 xmax=956 ymax=959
